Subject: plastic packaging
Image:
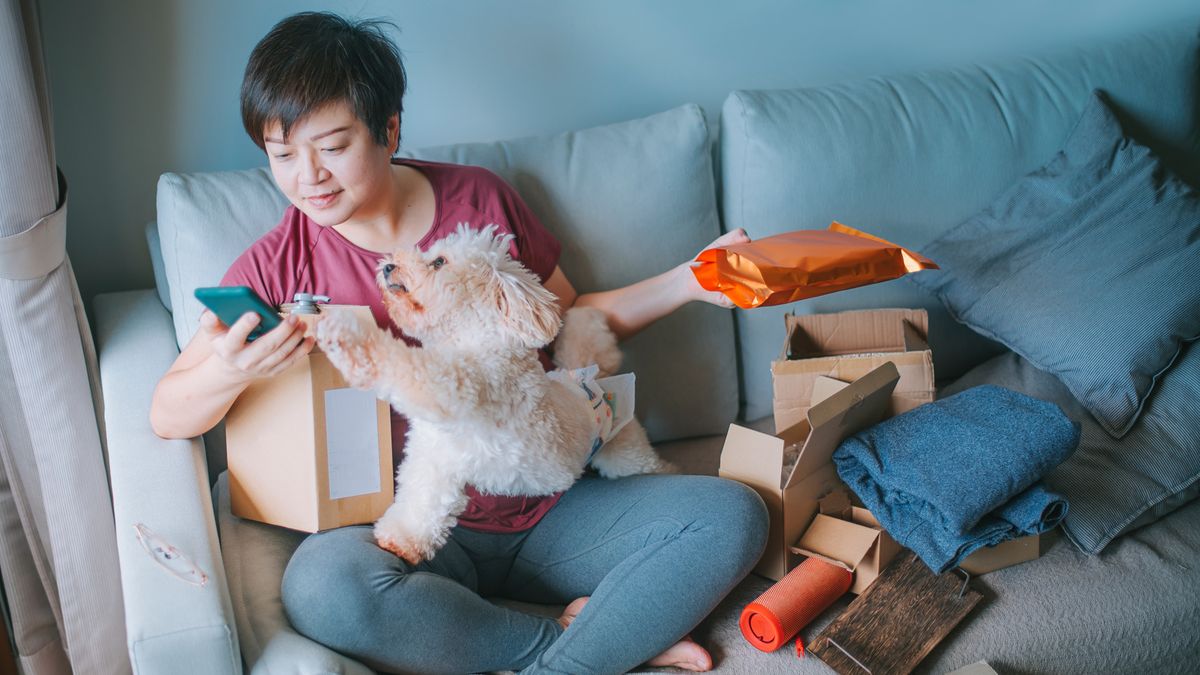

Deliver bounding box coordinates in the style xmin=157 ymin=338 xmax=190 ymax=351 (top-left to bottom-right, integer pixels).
xmin=692 ymin=222 xmax=938 ymax=309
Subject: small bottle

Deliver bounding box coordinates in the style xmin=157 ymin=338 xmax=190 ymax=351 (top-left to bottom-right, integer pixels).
xmin=290 ymin=292 xmax=331 ymax=315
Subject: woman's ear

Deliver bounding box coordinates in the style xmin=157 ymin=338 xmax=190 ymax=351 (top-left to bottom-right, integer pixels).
xmin=493 ymin=266 xmax=562 ymax=350
xmin=387 ymin=113 xmax=400 ymax=154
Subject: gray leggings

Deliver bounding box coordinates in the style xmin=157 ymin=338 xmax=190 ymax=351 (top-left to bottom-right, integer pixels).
xmin=281 ymin=473 xmax=768 ymax=674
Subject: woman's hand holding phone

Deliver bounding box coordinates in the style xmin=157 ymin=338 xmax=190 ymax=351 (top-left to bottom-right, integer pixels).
xmin=200 ymin=309 xmax=315 ymax=382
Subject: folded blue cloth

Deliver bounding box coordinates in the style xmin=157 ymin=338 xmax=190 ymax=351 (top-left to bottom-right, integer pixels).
xmin=832 ymin=385 xmax=1078 ymax=573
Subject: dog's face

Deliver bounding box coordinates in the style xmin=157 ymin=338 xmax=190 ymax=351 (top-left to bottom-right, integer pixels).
xmin=377 ymin=224 xmax=562 ymax=350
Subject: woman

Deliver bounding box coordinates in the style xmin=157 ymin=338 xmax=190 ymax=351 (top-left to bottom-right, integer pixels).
xmin=150 ymin=11 xmax=767 ymax=674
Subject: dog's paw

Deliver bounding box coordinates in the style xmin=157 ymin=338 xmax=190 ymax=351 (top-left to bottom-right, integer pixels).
xmin=553 ymin=307 xmax=621 ymax=376
xmin=373 ymin=513 xmax=434 ymax=566
xmin=316 ymin=311 xmax=381 ymax=389
xmin=315 ymin=310 xmax=363 ymax=350
xmin=375 ymin=533 xmax=426 ymax=566
xmin=591 ymin=420 xmax=669 ymax=478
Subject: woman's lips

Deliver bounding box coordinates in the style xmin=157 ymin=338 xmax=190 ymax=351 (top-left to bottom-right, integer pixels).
xmin=305 ymin=189 xmax=343 ymax=209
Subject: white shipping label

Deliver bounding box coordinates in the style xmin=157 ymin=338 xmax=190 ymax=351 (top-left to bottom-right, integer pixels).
xmin=325 ymin=387 xmax=382 ymax=500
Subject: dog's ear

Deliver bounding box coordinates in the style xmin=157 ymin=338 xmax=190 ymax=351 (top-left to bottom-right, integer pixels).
xmin=492 ymin=265 xmax=562 ymax=350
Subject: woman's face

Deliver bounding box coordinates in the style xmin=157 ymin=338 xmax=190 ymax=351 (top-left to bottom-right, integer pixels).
xmin=263 ymin=100 xmax=398 ymax=228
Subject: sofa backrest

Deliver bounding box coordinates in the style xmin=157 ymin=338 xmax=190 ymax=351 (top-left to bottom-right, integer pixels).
xmin=155 ymin=104 xmax=737 ymax=444
xmin=720 ymin=25 xmax=1200 ymax=422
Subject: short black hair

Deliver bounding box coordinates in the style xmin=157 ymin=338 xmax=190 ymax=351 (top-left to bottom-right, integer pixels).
xmin=240 ymin=12 xmax=407 ymax=150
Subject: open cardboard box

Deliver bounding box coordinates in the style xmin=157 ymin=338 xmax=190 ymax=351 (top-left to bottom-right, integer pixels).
xmin=226 ymin=305 xmax=394 ymax=533
xmin=791 ymin=490 xmax=901 ymax=595
xmin=772 ymin=308 xmax=935 ymax=433
xmin=813 ymin=373 xmax=1049 ymax=576
xmin=719 ymin=362 xmax=900 ymax=581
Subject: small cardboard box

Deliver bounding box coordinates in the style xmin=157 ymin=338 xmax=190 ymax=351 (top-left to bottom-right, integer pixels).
xmin=772 ymin=308 xmax=935 ymax=433
xmin=719 ymin=362 xmax=900 ymax=581
xmin=226 ymin=306 xmax=394 ymax=533
xmin=959 ymin=530 xmax=1051 ymax=575
xmin=791 ymin=490 xmax=901 ymax=594
xmin=811 ymin=373 xmax=1047 ymax=575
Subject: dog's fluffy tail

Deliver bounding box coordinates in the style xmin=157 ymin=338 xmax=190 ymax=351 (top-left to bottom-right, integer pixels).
xmin=551 ymin=307 xmax=622 ymax=377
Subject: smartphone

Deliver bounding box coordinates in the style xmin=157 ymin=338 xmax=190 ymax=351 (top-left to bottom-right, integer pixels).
xmin=193 ymin=286 xmax=283 ymax=342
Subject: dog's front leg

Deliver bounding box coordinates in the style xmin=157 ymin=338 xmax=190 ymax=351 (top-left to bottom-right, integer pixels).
xmin=373 ymin=451 xmax=468 ymax=565
xmin=315 ymin=311 xmax=393 ymax=390
xmin=316 ymin=311 xmax=455 ymax=421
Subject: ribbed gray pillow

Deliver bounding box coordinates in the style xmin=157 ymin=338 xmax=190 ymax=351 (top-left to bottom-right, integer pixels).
xmin=911 ymin=91 xmax=1200 ymax=439
xmin=942 ymin=345 xmax=1200 ymax=554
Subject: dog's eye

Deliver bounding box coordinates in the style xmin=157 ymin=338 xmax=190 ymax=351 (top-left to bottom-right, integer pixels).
xmin=430 ymin=256 xmax=446 ymax=270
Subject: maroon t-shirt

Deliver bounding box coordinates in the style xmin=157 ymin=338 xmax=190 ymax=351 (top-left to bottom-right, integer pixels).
xmin=221 ymin=158 xmax=564 ymax=533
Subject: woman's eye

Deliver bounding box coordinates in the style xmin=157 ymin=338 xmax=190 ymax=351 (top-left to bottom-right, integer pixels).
xmin=321 ymin=146 xmax=345 ymax=153
xmin=431 ymin=256 xmax=446 ymax=270
xmin=272 ymin=153 xmax=292 ymax=160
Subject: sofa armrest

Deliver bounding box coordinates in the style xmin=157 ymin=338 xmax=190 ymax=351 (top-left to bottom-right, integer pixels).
xmin=94 ymin=289 xmax=241 ymax=674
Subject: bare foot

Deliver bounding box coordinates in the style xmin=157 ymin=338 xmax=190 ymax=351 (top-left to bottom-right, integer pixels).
xmin=556 ymin=596 xmax=590 ymax=631
xmin=645 ymin=636 xmax=712 ymax=672
xmin=556 ymin=597 xmax=713 ymax=672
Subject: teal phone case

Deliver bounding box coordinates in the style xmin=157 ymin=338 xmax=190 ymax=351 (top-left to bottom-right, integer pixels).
xmin=193 ymin=286 xmax=282 ymax=341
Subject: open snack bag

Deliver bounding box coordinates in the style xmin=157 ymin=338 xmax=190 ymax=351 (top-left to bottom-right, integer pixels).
xmin=691 ymin=222 xmax=938 ymax=309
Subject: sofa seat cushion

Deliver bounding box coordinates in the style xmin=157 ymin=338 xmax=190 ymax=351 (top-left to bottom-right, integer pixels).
xmin=720 ymin=25 xmax=1200 ymax=422
xmin=216 ymin=454 xmax=1200 ymax=674
xmin=214 ymin=472 xmax=374 ymax=675
xmin=156 ymin=104 xmax=735 ymax=443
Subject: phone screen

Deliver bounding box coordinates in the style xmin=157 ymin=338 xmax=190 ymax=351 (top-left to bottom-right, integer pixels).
xmin=193 ymin=286 xmax=283 ymax=341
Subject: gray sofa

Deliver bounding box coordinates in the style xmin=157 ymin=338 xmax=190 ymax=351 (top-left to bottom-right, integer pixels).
xmin=95 ymin=23 xmax=1200 ymax=674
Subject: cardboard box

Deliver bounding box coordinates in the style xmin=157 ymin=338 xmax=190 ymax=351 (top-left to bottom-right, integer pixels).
xmin=812 ymin=373 xmax=1048 ymax=575
xmin=772 ymin=308 xmax=935 ymax=433
xmin=791 ymin=490 xmax=901 ymax=594
xmin=719 ymin=362 xmax=900 ymax=581
xmin=958 ymin=529 xmax=1052 ymax=575
xmin=226 ymin=306 xmax=394 ymax=532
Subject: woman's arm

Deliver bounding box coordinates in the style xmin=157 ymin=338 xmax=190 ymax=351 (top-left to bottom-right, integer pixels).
xmin=545 ymin=229 xmax=750 ymax=341
xmin=149 ymin=310 xmax=314 ymax=439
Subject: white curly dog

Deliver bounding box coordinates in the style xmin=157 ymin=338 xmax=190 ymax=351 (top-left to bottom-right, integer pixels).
xmin=315 ymin=224 xmax=667 ymax=565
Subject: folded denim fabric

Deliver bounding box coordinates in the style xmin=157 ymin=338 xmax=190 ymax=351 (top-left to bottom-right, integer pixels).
xmin=833 ymin=385 xmax=1078 ymax=572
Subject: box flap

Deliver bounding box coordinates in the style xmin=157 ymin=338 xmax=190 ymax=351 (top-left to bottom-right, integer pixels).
xmin=902 ymin=316 xmax=929 ymax=351
xmin=719 ymin=424 xmax=786 ymax=492
xmin=783 ymin=309 xmax=928 ymax=359
xmin=850 ymin=506 xmax=881 ymax=528
xmin=792 ymin=513 xmax=879 ymax=572
xmin=811 ymin=375 xmax=850 ymax=407
xmin=782 ymin=361 xmax=899 ymax=489
xmin=818 ymin=490 xmax=853 ymax=520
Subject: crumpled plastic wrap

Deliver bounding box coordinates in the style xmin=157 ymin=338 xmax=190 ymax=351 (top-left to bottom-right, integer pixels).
xmin=691 ymin=222 xmax=938 ymax=309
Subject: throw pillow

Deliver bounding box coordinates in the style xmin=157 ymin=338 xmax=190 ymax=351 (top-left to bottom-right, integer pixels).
xmin=910 ymin=90 xmax=1200 ymax=438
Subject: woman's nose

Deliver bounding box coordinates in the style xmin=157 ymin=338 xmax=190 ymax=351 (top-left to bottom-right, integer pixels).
xmin=299 ymin=151 xmax=327 ymax=184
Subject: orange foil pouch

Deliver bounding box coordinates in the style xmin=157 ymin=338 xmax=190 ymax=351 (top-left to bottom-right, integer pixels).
xmin=691 ymin=222 xmax=938 ymax=309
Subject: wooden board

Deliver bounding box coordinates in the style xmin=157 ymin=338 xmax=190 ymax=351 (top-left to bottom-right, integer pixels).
xmin=809 ymin=550 xmax=982 ymax=674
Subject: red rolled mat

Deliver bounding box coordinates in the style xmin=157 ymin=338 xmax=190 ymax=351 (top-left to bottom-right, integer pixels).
xmin=739 ymin=556 xmax=853 ymax=653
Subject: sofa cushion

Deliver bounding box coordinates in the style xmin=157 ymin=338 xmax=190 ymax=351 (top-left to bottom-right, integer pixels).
xmin=156 ymin=104 xmax=735 ymax=443
xmin=942 ymin=343 xmax=1200 ymax=555
xmin=156 ymin=167 xmax=287 ymax=350
xmin=911 ymin=91 xmax=1200 ymax=438
xmin=144 ymin=221 xmax=172 ymax=312
xmin=720 ymin=25 xmax=1200 ymax=422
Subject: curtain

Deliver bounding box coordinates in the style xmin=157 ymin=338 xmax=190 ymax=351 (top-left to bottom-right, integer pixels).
xmin=0 ymin=0 xmax=128 ymax=672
